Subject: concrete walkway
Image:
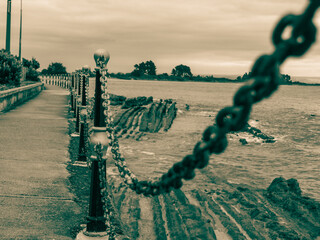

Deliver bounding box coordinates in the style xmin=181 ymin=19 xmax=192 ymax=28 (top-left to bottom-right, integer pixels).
xmin=0 ymin=85 xmax=82 ymax=239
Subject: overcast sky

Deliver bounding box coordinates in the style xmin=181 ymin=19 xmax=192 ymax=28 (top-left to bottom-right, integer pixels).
xmin=1 ymin=0 xmax=320 ymax=78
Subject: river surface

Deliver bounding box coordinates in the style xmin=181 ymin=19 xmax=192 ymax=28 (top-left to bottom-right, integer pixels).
xmin=89 ymin=78 xmax=320 ymax=201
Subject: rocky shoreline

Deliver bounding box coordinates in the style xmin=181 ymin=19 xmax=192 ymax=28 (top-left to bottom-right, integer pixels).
xmin=233 ymin=122 xmax=276 ymax=145
xmin=87 ymin=94 xmax=178 ymax=140
xmin=67 ymin=95 xmax=320 ymax=239
xmin=105 ymin=165 xmax=320 ymax=240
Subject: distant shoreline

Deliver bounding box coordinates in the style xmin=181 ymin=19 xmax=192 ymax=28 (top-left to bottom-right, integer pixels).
xmin=109 ymin=75 xmax=320 ymax=86
xmin=286 ymin=81 xmax=320 ymax=86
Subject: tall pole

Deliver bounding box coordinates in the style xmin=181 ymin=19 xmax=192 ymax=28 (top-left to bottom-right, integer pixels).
xmin=5 ymin=0 xmax=12 ymax=53
xmin=19 ymin=0 xmax=22 ymax=61
xmin=76 ymin=50 xmax=110 ymax=239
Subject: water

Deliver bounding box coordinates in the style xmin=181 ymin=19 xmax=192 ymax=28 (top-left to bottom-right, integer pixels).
xmin=89 ymin=78 xmax=320 ymax=200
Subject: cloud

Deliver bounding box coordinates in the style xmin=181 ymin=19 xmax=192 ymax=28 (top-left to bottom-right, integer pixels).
xmin=1 ymin=0 xmax=320 ymax=77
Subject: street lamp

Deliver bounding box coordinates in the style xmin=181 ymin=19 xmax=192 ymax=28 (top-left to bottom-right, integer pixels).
xmin=5 ymin=0 xmax=12 ymax=53
xmin=19 ymin=0 xmax=22 ymax=61
xmin=76 ymin=50 xmax=110 ymax=239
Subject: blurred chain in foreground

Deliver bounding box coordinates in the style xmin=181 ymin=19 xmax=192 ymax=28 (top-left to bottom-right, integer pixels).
xmin=98 ymin=0 xmax=320 ymax=197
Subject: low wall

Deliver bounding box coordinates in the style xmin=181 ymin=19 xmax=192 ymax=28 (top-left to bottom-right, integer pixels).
xmin=0 ymin=83 xmax=44 ymax=113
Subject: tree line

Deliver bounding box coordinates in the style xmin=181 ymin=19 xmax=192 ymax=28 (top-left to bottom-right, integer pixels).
xmin=0 ymin=48 xmax=70 ymax=87
xmin=0 ymin=49 xmax=41 ymax=85
xmin=128 ymin=60 xmax=193 ymax=80
xmin=111 ymin=60 xmax=293 ymax=84
xmin=236 ymin=72 xmax=293 ymax=84
xmin=1 ymin=49 xmax=293 ymax=86
xmin=110 ymin=60 xmax=230 ymax=82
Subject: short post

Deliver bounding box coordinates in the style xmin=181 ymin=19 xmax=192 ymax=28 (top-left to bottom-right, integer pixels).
xmin=75 ymin=73 xmax=82 ymax=134
xmin=71 ymin=74 xmax=76 ymax=114
xmin=76 ymin=50 xmax=110 ymax=239
xmin=78 ymin=66 xmax=89 ymax=162
xmin=75 ymin=74 xmax=79 ymax=115
xmin=68 ymin=74 xmax=71 ymax=89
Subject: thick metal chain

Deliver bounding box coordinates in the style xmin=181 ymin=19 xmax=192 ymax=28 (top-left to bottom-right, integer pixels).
xmin=95 ymin=145 xmax=116 ymax=239
xmin=95 ymin=69 xmax=117 ymax=239
xmin=99 ymin=0 xmax=320 ymax=197
xmin=99 ymin=70 xmax=140 ymax=191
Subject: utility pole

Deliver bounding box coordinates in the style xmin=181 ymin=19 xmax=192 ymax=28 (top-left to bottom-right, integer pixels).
xmin=5 ymin=0 xmax=12 ymax=53
xmin=19 ymin=0 xmax=23 ymax=61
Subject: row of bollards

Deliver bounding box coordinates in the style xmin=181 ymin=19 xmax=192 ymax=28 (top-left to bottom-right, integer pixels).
xmin=41 ymin=51 xmax=112 ymax=239
xmin=41 ymin=74 xmax=71 ymax=89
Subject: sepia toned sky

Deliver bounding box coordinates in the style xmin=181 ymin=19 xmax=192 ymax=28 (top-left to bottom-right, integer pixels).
xmin=1 ymin=0 xmax=320 ymax=78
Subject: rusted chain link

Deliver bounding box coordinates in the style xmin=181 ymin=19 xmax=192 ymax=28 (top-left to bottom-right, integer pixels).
xmin=100 ymin=0 xmax=320 ymax=197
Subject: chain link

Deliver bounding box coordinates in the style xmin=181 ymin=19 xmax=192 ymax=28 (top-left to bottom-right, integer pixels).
xmin=93 ymin=69 xmax=117 ymax=239
xmin=96 ymin=1 xmax=320 ymax=197
xmin=95 ymin=144 xmax=116 ymax=239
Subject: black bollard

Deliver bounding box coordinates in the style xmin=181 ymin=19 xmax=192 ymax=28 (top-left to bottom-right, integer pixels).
xmin=78 ymin=67 xmax=89 ymax=162
xmin=75 ymin=74 xmax=82 ymax=133
xmin=71 ymin=74 xmax=76 ymax=114
xmin=76 ymin=49 xmax=110 ymax=239
xmin=87 ymin=66 xmax=106 ymax=232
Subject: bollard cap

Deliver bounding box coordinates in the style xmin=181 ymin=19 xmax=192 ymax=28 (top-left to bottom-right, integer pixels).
xmin=82 ymin=65 xmax=90 ymax=75
xmin=90 ymin=127 xmax=109 ymax=149
xmin=94 ymin=49 xmax=110 ymax=69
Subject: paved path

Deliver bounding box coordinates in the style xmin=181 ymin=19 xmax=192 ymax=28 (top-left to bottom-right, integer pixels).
xmin=0 ymin=85 xmax=82 ymax=239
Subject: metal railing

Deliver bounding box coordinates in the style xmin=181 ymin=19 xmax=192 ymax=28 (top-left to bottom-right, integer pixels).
xmin=43 ymin=1 xmax=320 ymax=238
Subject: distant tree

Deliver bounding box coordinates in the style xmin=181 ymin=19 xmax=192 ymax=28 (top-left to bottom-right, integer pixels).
xmin=0 ymin=49 xmax=22 ymax=85
xmin=131 ymin=60 xmax=156 ymax=77
xmin=110 ymin=72 xmax=132 ymax=80
xmin=131 ymin=63 xmax=144 ymax=77
xmin=171 ymin=64 xmax=193 ymax=78
xmin=280 ymin=74 xmax=292 ymax=84
xmin=22 ymin=58 xmax=31 ymax=68
xmin=157 ymin=73 xmax=169 ymax=80
xmin=22 ymin=57 xmax=40 ymax=81
xmin=237 ymin=72 xmax=292 ymax=84
xmin=31 ymin=58 xmax=40 ymax=70
xmin=145 ymin=60 xmax=156 ymax=75
xmin=236 ymin=72 xmax=251 ymax=81
xmin=41 ymin=62 xmax=67 ymax=75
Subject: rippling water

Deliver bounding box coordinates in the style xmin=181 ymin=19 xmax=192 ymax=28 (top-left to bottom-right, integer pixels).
xmin=90 ymin=78 xmax=320 ymax=200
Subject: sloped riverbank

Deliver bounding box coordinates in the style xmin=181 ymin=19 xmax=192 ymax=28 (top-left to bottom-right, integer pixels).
xmin=67 ymin=96 xmax=319 ymax=239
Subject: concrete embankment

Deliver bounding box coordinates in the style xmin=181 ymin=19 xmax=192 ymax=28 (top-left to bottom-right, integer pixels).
xmin=0 ymin=82 xmax=43 ymax=113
